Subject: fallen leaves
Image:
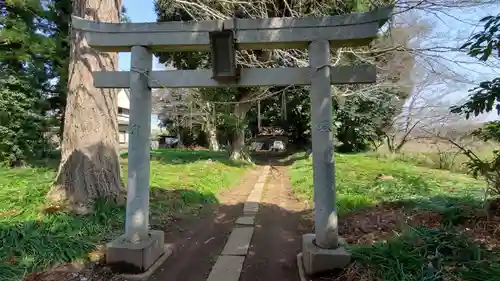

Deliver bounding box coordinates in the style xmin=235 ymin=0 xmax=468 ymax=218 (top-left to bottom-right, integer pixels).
xmin=87 ymin=245 xmax=106 ymax=264
xmin=3 ymin=255 xmax=17 ymax=265
xmin=41 ymin=205 xmax=65 ymax=214
xmin=458 ymin=216 xmax=500 ymax=250
xmin=317 ymin=203 xmax=500 ymax=281
xmin=0 ymin=209 xmax=22 ymax=217
xmin=339 ymin=205 xmax=403 ymax=245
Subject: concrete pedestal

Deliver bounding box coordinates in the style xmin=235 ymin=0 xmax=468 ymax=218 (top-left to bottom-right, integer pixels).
xmin=106 ymin=230 xmax=167 ymax=273
xmin=301 ymin=233 xmax=351 ymax=275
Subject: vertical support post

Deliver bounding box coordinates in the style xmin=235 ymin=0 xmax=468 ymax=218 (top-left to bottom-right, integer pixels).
xmin=308 ymin=40 xmax=338 ymax=249
xmin=126 ymin=46 xmax=153 ymax=243
xmin=257 ymin=100 xmax=261 ymax=132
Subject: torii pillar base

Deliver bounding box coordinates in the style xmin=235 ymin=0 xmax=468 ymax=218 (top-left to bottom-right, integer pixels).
xmin=106 ymin=230 xmax=172 ymax=280
xmin=301 ymin=234 xmax=351 ymax=275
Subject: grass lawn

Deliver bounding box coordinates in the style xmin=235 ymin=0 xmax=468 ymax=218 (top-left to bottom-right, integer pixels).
xmin=371 ymin=140 xmax=496 ymax=174
xmin=0 ymin=149 xmax=249 ymax=281
xmin=291 ymin=153 xmax=500 ymax=281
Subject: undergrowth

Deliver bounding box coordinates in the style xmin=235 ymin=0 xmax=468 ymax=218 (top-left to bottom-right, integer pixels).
xmin=0 ymin=149 xmax=249 ymax=281
xmin=371 ymin=147 xmax=495 ymax=175
xmin=352 ymin=226 xmax=500 ymax=281
xmin=290 ymin=153 xmax=499 ymax=280
xmin=291 ymin=153 xmax=484 ymax=215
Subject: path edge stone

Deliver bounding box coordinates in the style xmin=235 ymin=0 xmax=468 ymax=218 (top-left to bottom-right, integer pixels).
xmin=204 ymin=165 xmax=270 ymax=281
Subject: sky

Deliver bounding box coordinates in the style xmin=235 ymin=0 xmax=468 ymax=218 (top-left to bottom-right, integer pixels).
xmin=119 ymin=0 xmax=160 ymax=130
xmin=118 ymin=1 xmax=159 ymax=72
xmin=119 ymin=0 xmax=500 ymax=129
xmin=405 ymin=4 xmax=500 ymax=122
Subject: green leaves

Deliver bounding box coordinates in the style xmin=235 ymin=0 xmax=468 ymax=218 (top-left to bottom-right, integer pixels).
xmin=450 ymin=78 xmax=500 ymax=118
xmin=335 ymin=89 xmax=402 ymax=152
xmin=451 ymin=13 xmax=500 ymax=194
xmin=471 ymin=121 xmax=500 ymax=142
xmin=461 ymin=14 xmax=500 ymax=62
xmin=454 ymin=13 xmax=499 ymax=120
xmin=0 ymin=0 xmax=64 ymax=165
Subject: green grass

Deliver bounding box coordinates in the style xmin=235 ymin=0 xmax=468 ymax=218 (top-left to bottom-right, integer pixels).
xmin=291 ymin=153 xmax=485 ymax=215
xmin=372 ymin=143 xmax=495 ymax=174
xmin=290 ymin=153 xmax=500 ymax=281
xmin=0 ymin=149 xmax=249 ymax=281
xmin=373 ymin=151 xmax=472 ymax=173
xmin=351 ymin=226 xmax=500 ymax=281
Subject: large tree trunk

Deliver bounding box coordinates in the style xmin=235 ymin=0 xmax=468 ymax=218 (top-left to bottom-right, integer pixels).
xmin=47 ymin=0 xmax=124 ymax=214
xmin=206 ymin=121 xmax=219 ymax=151
xmin=230 ymin=128 xmax=246 ymax=160
xmin=229 ymin=95 xmax=251 ymax=161
xmin=205 ymin=102 xmax=219 ymax=151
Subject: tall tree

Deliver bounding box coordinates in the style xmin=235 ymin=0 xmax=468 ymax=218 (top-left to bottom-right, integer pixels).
xmin=0 ymin=0 xmax=55 ymax=166
xmin=44 ymin=0 xmax=72 ymax=138
xmin=154 ymin=0 xmax=393 ymax=158
xmin=47 ymin=0 xmax=124 ymax=213
xmin=45 ymin=1 xmax=129 ymax=139
xmin=153 ymin=88 xmax=220 ymax=149
xmin=450 ymin=13 xmax=500 ymax=197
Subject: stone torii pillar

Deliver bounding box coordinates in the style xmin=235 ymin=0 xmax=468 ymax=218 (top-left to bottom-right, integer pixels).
xmin=309 ymin=40 xmax=337 ymax=249
xmin=125 ymin=46 xmax=153 ymax=242
xmin=301 ymin=39 xmax=350 ymax=274
xmin=105 ymin=45 xmax=169 ymax=274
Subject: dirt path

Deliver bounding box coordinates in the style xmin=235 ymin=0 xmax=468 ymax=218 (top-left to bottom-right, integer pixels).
xmin=239 ymin=165 xmax=311 ymax=281
xmin=149 ymin=167 xmax=263 ymax=281
xmin=31 ymin=167 xmax=263 ymax=281
xmin=35 ymin=163 xmax=312 ymax=281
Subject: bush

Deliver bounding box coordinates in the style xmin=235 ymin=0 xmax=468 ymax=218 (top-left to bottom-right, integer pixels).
xmin=0 ymin=74 xmax=55 ymax=166
xmin=373 ymin=151 xmax=468 ymax=173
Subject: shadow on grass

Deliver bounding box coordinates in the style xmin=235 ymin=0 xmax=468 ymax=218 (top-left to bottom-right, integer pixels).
xmin=25 ymin=156 xmax=60 ymax=170
xmin=27 ymin=147 xmax=306 ymax=172
xmin=0 ymin=188 xmax=218 ymax=281
xmin=348 ymin=225 xmax=500 ymax=281
xmin=314 ymin=194 xmax=500 ymax=281
xmin=148 ymin=194 xmax=500 ymax=281
xmin=121 ymin=149 xmax=248 ymax=167
xmin=335 ymin=191 xmax=485 ymax=223
xmin=1 ymin=152 xmax=498 ymax=281
xmin=251 ymin=149 xmax=309 ymax=166
xmin=0 ymin=144 xmax=249 ymax=280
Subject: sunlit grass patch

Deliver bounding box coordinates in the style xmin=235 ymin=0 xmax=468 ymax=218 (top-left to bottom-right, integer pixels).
xmin=0 ymin=149 xmax=250 ymax=281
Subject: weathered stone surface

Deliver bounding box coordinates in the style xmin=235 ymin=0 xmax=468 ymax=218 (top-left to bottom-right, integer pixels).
xmin=73 ymin=7 xmax=392 ymax=52
xmin=296 ymin=253 xmax=308 ymax=281
xmin=236 ymin=216 xmax=255 ymax=226
xmin=221 ymin=227 xmax=254 ymax=256
xmin=206 ymin=256 xmax=245 ymax=281
xmin=247 ymin=189 xmax=264 ymax=202
xmin=121 ymin=244 xmax=173 ymax=281
xmin=309 ymin=39 xmax=339 ymax=249
xmin=106 ymin=230 xmax=166 ymax=272
xmin=301 ymin=233 xmax=351 ymax=275
xmin=125 ymin=45 xmax=153 ymax=243
xmin=243 ymin=202 xmax=259 ymax=215
xmin=93 ymin=66 xmax=376 ymax=89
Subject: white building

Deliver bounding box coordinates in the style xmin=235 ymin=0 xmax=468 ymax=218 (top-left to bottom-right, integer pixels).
xmin=117 ymin=89 xmax=130 ymax=146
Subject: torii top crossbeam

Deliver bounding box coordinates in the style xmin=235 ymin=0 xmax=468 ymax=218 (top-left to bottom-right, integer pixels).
xmin=71 ymin=6 xmax=393 ymax=89
xmin=72 ymin=6 xmax=392 ymax=52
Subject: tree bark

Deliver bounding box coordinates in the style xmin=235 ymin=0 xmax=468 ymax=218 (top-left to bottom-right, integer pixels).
xmin=229 ymin=96 xmax=251 ymax=161
xmin=230 ymin=127 xmax=245 ymax=160
xmin=204 ymin=103 xmax=219 ymax=151
xmin=206 ymin=121 xmax=219 ymax=151
xmin=47 ymin=0 xmax=124 ymax=213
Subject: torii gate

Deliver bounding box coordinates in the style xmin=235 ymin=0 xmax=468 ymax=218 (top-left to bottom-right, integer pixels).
xmin=72 ymin=6 xmax=392 ymax=277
